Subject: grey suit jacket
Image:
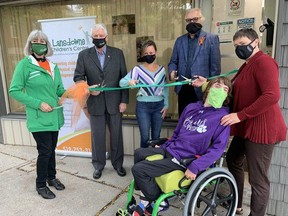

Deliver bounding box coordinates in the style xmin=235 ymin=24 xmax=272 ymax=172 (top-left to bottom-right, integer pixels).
xmin=73 ymin=46 xmax=129 ymax=115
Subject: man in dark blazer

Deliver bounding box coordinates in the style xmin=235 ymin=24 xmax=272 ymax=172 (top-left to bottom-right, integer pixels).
xmin=73 ymin=23 xmax=129 ymax=179
xmin=168 ymin=8 xmax=221 ymax=116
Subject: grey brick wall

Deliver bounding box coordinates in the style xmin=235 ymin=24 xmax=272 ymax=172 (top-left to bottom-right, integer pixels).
xmin=267 ymin=0 xmax=288 ymax=215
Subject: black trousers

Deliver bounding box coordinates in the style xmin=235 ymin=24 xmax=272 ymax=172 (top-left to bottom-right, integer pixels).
xmin=32 ymin=131 xmax=59 ymax=188
xmin=132 ymin=148 xmax=185 ymax=202
xmin=178 ymin=85 xmax=198 ymax=116
xmin=226 ymin=136 xmax=275 ymax=216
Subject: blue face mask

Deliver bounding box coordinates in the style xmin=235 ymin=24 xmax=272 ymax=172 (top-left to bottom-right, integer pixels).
xmin=207 ymin=87 xmax=227 ymax=108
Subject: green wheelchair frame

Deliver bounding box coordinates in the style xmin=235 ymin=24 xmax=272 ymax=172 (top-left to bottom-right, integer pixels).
xmin=117 ymin=141 xmax=238 ymax=216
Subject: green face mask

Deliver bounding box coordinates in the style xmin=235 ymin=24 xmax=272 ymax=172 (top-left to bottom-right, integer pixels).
xmin=207 ymin=87 xmax=228 ymax=108
xmin=31 ymin=43 xmax=47 ymax=56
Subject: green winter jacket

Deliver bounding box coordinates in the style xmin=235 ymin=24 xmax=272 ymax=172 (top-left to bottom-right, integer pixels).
xmin=9 ymin=55 xmax=66 ymax=132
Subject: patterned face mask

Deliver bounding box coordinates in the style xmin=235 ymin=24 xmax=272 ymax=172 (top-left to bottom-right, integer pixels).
xmin=31 ymin=43 xmax=47 ymax=56
xmin=235 ymin=39 xmax=256 ymax=60
xmin=207 ymin=87 xmax=227 ymax=108
xmin=92 ymin=38 xmax=106 ymax=48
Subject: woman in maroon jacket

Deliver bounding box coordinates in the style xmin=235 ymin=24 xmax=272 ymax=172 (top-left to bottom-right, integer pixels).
xmin=220 ymin=28 xmax=286 ymax=216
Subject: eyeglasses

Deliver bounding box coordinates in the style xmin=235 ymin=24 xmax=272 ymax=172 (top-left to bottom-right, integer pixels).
xmin=185 ymin=17 xmax=201 ymax=23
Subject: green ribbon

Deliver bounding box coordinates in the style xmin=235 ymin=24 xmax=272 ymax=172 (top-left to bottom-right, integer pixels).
xmin=207 ymin=69 xmax=238 ymax=80
xmin=89 ymin=80 xmax=190 ymax=91
xmin=89 ymin=69 xmax=238 ymax=91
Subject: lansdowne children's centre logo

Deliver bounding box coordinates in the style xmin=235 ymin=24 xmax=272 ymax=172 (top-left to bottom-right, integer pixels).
xmin=51 ymin=25 xmax=91 ymax=53
xmin=78 ymin=25 xmax=91 ymax=46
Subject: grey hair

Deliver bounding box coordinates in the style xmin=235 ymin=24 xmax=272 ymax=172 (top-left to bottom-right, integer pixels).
xmin=186 ymin=8 xmax=206 ymax=23
xmin=23 ymin=30 xmax=53 ymax=57
xmin=91 ymin=23 xmax=108 ymax=36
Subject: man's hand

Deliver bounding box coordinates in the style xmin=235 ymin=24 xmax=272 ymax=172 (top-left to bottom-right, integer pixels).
xmin=170 ymin=70 xmax=179 ymax=81
xmin=119 ymin=103 xmax=127 ymax=113
xmin=89 ymin=84 xmax=101 ymax=96
xmin=185 ymin=169 xmax=197 ymax=180
xmin=40 ymin=102 xmax=53 ymax=112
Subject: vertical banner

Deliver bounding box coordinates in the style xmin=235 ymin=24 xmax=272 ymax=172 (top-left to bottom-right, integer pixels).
xmin=39 ymin=17 xmax=96 ymax=157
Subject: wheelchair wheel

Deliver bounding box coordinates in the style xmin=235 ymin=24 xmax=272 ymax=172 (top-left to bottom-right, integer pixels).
xmin=183 ymin=168 xmax=238 ymax=216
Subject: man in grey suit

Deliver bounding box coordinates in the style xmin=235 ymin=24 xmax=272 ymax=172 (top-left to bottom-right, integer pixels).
xmin=73 ymin=23 xmax=129 ymax=179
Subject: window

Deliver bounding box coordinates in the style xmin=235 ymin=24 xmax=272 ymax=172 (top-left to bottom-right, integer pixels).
xmin=0 ymin=0 xmax=275 ymax=118
xmin=0 ymin=0 xmax=191 ymax=118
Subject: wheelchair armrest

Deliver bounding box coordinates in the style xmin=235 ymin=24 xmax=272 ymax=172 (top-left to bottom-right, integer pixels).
xmin=147 ymin=138 xmax=168 ymax=147
xmin=180 ymin=155 xmax=200 ymax=167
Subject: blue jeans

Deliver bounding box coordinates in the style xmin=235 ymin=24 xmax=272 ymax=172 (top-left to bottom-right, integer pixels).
xmin=136 ymin=100 xmax=164 ymax=148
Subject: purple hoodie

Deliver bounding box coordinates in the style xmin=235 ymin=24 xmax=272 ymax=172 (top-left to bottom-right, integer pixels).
xmin=161 ymin=101 xmax=230 ymax=174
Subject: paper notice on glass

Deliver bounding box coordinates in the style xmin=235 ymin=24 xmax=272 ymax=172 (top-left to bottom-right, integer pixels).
xmin=215 ymin=21 xmax=234 ymax=43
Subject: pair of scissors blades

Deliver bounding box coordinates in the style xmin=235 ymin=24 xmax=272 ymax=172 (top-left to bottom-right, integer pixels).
xmin=181 ymin=75 xmax=192 ymax=83
xmin=52 ymin=105 xmax=64 ymax=110
xmin=181 ymin=75 xmax=199 ymax=83
xmin=100 ymin=80 xmax=106 ymax=88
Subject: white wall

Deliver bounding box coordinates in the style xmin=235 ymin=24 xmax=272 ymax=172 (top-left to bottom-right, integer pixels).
xmin=211 ymin=0 xmax=276 ymax=76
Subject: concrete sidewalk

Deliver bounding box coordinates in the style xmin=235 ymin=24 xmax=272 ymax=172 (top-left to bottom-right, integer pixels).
xmin=0 ymin=144 xmax=251 ymax=216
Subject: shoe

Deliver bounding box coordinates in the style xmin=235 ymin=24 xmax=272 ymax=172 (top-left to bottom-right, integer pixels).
xmin=93 ymin=169 xmax=102 ymax=179
xmin=158 ymin=199 xmax=169 ymax=212
xmin=236 ymin=208 xmax=244 ymax=215
xmin=145 ymin=200 xmax=169 ymax=214
xmin=144 ymin=205 xmax=153 ymax=216
xmin=36 ymin=186 xmax=56 ymax=199
xmin=47 ymin=178 xmax=65 ymax=190
xmin=132 ymin=205 xmax=144 ymax=216
xmin=144 ymin=210 xmax=152 ymax=216
xmin=115 ymin=167 xmax=126 ymax=177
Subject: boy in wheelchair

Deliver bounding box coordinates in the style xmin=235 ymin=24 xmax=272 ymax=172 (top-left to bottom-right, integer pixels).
xmin=131 ymin=77 xmax=232 ymax=216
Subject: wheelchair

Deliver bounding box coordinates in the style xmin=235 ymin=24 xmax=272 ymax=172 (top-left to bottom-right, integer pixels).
xmin=116 ymin=139 xmax=238 ymax=216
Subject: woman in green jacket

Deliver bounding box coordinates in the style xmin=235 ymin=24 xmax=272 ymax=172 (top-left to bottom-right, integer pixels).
xmin=9 ymin=30 xmax=66 ymax=199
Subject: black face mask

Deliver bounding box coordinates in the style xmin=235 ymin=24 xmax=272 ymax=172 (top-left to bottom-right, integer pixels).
xmin=235 ymin=39 xmax=256 ymax=60
xmin=141 ymin=55 xmax=156 ymax=64
xmin=186 ymin=23 xmax=202 ymax=34
xmin=92 ymin=38 xmax=106 ymax=48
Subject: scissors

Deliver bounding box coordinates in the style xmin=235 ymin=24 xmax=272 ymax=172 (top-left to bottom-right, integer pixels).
xmin=181 ymin=75 xmax=199 ymax=83
xmin=52 ymin=105 xmax=64 ymax=110
xmin=100 ymin=80 xmax=106 ymax=88
xmin=94 ymin=80 xmax=106 ymax=92
xmin=89 ymin=80 xmax=106 ymax=91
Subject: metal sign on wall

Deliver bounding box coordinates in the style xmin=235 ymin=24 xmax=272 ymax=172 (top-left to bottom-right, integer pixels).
xmin=227 ymin=0 xmax=244 ymax=18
